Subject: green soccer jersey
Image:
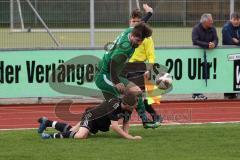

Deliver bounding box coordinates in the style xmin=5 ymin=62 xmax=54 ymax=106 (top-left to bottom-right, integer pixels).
xmin=98 ymin=27 xmax=135 ymax=74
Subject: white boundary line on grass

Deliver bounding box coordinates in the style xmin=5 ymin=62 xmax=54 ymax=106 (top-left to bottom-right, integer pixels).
xmin=0 ymin=128 xmax=36 ymax=131
xmin=1 ymin=121 xmax=240 ymax=131
xmin=130 ymin=121 xmax=240 ymax=126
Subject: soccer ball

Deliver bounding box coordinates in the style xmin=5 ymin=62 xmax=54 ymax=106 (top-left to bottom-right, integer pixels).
xmin=155 ymin=72 xmax=173 ymax=90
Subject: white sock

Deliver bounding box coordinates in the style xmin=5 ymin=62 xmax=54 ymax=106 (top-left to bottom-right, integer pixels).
xmin=52 ymin=121 xmax=57 ymax=128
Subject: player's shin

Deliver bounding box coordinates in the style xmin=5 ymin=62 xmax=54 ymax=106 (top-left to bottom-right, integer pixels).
xmin=50 ymin=131 xmax=77 ymax=139
xmin=52 ymin=122 xmax=72 ymax=132
xmin=144 ymin=99 xmax=160 ymax=122
xmin=136 ymin=94 xmax=148 ymax=123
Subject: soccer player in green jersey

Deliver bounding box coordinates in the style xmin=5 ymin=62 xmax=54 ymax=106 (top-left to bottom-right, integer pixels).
xmin=95 ymin=22 xmax=152 ymax=124
xmin=125 ymin=5 xmax=162 ymax=129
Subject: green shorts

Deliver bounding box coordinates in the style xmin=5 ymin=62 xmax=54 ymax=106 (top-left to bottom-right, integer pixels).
xmin=95 ymin=72 xmax=129 ymax=99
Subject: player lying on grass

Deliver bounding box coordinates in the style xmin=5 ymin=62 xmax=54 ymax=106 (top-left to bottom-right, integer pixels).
xmin=37 ymin=93 xmax=142 ymax=140
xmin=95 ymin=14 xmax=154 ymax=129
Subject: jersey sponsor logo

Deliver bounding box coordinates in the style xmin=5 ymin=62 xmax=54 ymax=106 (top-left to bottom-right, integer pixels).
xmin=82 ymin=119 xmax=89 ymax=127
xmin=108 ymin=98 xmax=120 ymax=109
xmin=85 ymin=112 xmax=93 ymax=119
xmin=112 ymin=103 xmax=119 ymax=109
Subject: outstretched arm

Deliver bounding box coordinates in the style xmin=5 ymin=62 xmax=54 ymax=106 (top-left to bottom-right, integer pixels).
xmin=141 ymin=4 xmax=153 ymax=23
xmin=110 ymin=54 xmax=128 ymax=93
xmin=111 ymin=120 xmax=142 ymax=140
xmin=122 ymin=120 xmax=130 ymax=134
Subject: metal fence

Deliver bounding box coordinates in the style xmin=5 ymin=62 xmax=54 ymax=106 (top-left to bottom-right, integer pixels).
xmin=0 ymin=0 xmax=239 ymax=48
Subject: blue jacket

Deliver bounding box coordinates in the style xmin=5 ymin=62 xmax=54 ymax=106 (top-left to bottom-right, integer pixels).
xmin=222 ymin=21 xmax=240 ymax=46
xmin=192 ymin=23 xmax=218 ymax=49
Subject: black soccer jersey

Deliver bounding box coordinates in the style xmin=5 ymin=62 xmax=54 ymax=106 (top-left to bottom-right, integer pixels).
xmin=80 ymin=98 xmax=132 ymax=134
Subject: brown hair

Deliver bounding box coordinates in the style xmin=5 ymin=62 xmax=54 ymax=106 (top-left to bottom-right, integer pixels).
xmin=131 ymin=9 xmax=142 ymax=19
xmin=131 ymin=22 xmax=152 ymax=40
xmin=122 ymin=92 xmax=137 ymax=106
xmin=231 ymin=12 xmax=240 ymax=20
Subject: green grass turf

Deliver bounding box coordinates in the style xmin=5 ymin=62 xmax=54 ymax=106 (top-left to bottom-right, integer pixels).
xmin=0 ymin=123 xmax=240 ymax=160
xmin=0 ymin=27 xmax=223 ymax=48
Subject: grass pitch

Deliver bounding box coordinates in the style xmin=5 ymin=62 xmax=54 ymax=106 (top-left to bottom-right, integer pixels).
xmin=0 ymin=123 xmax=240 ymax=160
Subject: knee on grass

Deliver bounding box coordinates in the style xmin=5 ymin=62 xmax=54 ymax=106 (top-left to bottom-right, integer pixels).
xmin=74 ymin=127 xmax=89 ymax=139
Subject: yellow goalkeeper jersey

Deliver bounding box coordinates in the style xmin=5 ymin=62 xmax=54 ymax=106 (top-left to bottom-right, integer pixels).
xmin=129 ymin=37 xmax=155 ymax=63
xmin=129 ymin=36 xmax=160 ymax=104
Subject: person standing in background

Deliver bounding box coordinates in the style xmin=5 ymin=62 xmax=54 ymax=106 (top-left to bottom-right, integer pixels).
xmin=192 ymin=13 xmax=219 ymax=100
xmin=222 ymin=12 xmax=240 ymax=99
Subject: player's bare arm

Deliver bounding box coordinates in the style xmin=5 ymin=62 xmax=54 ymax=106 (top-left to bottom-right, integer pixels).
xmin=111 ymin=120 xmax=142 ymax=140
xmin=122 ymin=120 xmax=130 ymax=134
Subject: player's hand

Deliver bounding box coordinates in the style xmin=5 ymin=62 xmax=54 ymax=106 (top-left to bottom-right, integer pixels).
xmin=208 ymin=42 xmax=215 ymax=49
xmin=232 ymin=38 xmax=239 ymax=44
xmin=143 ymin=4 xmax=153 ymax=13
xmin=115 ymin=83 xmax=126 ymax=93
xmin=132 ymin=136 xmax=142 ymax=140
xmin=144 ymin=71 xmax=150 ymax=79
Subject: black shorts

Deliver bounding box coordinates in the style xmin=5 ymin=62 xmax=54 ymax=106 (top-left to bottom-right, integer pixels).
xmin=122 ymin=62 xmax=147 ymax=91
xmin=80 ymin=117 xmax=111 ymax=134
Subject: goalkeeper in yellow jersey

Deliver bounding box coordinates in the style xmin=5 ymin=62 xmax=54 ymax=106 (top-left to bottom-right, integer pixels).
xmin=122 ymin=4 xmax=162 ymax=129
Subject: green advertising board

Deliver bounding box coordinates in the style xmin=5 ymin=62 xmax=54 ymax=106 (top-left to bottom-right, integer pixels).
xmin=0 ymin=48 xmax=239 ymax=98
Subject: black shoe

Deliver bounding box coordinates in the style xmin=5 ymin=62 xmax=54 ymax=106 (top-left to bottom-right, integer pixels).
xmin=152 ymin=114 xmax=163 ymax=123
xmin=37 ymin=117 xmax=48 ymax=134
xmin=143 ymin=121 xmax=159 ymax=129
